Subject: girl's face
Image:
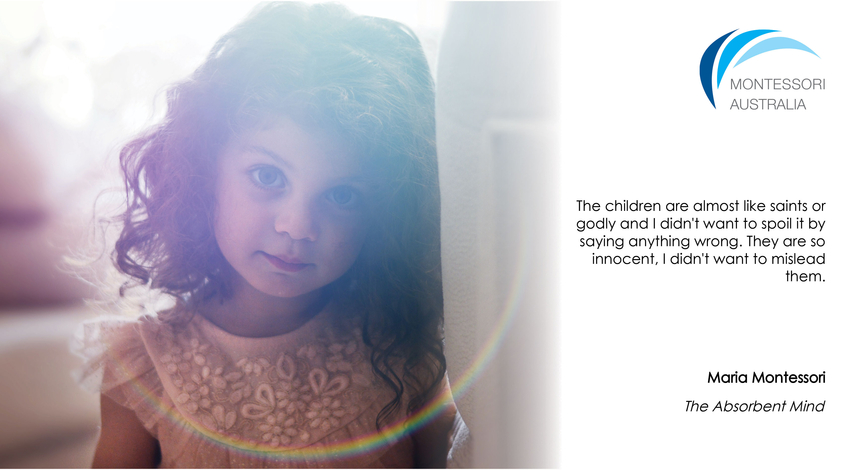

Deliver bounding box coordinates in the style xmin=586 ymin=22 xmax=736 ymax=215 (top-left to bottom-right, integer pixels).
xmin=213 ymin=116 xmax=371 ymax=300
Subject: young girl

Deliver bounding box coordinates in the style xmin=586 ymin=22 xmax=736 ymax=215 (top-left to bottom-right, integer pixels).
xmin=76 ymin=3 xmax=465 ymax=467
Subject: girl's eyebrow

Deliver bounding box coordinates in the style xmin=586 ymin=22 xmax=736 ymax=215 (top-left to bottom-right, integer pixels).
xmin=244 ymin=145 xmax=292 ymax=169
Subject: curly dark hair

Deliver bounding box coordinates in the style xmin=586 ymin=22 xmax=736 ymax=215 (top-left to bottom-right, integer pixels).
xmin=114 ymin=2 xmax=444 ymax=428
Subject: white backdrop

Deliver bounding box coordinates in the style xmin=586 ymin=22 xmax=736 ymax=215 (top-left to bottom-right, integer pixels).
xmin=564 ymin=1 xmax=849 ymax=468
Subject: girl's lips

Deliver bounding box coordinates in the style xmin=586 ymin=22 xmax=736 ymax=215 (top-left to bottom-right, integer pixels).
xmin=262 ymin=252 xmax=310 ymax=272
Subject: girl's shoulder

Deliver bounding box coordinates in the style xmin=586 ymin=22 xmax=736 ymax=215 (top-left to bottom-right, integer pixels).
xmin=73 ymin=313 xmax=171 ymax=434
xmin=72 ymin=309 xmax=221 ymax=398
xmin=73 ymin=314 xmax=159 ymax=393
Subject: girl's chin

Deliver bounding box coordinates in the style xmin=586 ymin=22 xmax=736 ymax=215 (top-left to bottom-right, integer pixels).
xmin=229 ymin=272 xmax=317 ymax=301
xmin=254 ymin=283 xmax=319 ymax=300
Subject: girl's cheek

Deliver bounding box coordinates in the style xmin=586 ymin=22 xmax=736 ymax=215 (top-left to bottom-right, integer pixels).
xmin=330 ymin=216 xmax=369 ymax=249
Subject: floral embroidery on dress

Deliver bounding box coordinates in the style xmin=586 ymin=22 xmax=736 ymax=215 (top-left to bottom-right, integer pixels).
xmin=154 ymin=321 xmax=379 ymax=448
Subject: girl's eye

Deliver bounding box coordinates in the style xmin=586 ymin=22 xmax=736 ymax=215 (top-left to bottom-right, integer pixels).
xmin=251 ymin=167 xmax=284 ymax=188
xmin=328 ymin=186 xmax=357 ymax=206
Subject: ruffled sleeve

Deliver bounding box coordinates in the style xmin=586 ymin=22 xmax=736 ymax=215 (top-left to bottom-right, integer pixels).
xmin=427 ymin=375 xmax=472 ymax=468
xmin=447 ymin=409 xmax=471 ymax=468
xmin=72 ymin=316 xmax=165 ymax=435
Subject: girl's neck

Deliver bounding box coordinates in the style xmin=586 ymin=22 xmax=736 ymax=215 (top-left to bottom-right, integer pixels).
xmin=200 ymin=278 xmax=330 ymax=338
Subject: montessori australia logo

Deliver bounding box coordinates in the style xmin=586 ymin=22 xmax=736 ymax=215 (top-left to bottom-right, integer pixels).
xmin=699 ymin=29 xmax=822 ymax=110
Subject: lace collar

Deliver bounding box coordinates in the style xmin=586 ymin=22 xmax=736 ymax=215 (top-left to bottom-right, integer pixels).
xmin=141 ymin=306 xmax=389 ymax=449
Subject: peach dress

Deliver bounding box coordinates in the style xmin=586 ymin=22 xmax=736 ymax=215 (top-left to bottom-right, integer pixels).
xmin=75 ymin=306 xmax=431 ymax=468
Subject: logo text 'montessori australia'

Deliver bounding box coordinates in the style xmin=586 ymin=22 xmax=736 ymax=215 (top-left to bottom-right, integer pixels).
xmin=700 ymin=30 xmax=823 ymax=110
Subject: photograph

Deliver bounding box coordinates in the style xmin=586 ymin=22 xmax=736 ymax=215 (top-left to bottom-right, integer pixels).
xmin=0 ymin=2 xmax=560 ymax=467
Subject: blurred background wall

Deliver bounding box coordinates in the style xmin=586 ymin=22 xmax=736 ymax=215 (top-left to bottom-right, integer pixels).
xmin=0 ymin=2 xmax=559 ymax=467
xmin=438 ymin=3 xmax=560 ymax=467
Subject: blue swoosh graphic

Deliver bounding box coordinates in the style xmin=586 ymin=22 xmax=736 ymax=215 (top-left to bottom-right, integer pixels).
xmin=700 ymin=30 xmax=736 ymax=108
xmin=716 ymin=29 xmax=777 ymax=87
xmin=734 ymin=37 xmax=819 ymax=66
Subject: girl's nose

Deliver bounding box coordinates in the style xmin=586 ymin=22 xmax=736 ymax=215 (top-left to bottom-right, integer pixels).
xmin=274 ymin=199 xmax=318 ymax=242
